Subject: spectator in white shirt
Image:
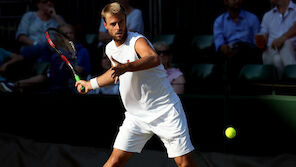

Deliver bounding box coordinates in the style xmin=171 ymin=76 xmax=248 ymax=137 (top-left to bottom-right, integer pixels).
xmin=255 ymin=0 xmax=296 ymax=75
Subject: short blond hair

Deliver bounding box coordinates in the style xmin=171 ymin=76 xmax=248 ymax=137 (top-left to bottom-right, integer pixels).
xmin=101 ymin=2 xmax=126 ymax=22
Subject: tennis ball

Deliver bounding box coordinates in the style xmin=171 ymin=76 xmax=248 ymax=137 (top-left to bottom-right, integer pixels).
xmin=225 ymin=127 xmax=236 ymax=139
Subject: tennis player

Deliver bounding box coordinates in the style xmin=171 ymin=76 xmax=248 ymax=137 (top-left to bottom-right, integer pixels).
xmin=75 ymin=2 xmax=198 ymax=167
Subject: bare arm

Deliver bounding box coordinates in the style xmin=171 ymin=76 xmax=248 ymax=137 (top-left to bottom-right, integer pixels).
xmin=75 ymin=68 xmax=115 ymax=94
xmin=271 ymin=22 xmax=296 ymax=49
xmin=0 ymin=53 xmax=23 ymax=72
xmin=171 ymin=75 xmax=185 ymax=94
xmin=110 ymin=38 xmax=160 ymax=81
xmin=18 ymin=35 xmax=35 ymax=46
xmin=49 ymin=7 xmax=65 ymax=26
xmin=76 ymin=38 xmax=160 ymax=94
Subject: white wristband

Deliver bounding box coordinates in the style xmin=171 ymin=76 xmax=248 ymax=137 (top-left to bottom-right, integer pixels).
xmin=90 ymin=78 xmax=100 ymax=89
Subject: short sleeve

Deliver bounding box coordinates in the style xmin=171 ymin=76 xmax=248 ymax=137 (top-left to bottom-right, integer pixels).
xmin=15 ymin=12 xmax=34 ymax=40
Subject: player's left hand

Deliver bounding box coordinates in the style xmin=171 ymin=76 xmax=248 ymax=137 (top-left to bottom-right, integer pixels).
xmin=110 ymin=56 xmax=129 ymax=83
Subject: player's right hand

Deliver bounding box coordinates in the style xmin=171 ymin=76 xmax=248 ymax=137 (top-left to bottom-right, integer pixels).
xmin=75 ymin=80 xmax=92 ymax=94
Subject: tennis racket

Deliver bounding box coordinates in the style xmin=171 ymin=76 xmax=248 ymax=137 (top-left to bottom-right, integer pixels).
xmin=45 ymin=28 xmax=85 ymax=91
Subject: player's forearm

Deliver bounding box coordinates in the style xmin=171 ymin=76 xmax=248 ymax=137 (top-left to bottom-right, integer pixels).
xmin=127 ymin=55 xmax=160 ymax=72
xmin=95 ymin=68 xmax=115 ymax=87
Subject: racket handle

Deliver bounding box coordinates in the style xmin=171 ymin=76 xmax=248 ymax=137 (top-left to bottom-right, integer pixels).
xmin=75 ymin=75 xmax=85 ymax=92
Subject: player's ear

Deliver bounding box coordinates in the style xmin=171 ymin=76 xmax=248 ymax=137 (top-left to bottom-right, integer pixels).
xmin=104 ymin=22 xmax=108 ymax=29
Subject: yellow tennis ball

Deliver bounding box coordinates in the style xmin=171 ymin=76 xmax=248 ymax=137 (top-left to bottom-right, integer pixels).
xmin=225 ymin=127 xmax=236 ymax=139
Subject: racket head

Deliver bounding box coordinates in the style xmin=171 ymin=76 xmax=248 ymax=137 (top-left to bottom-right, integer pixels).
xmin=45 ymin=28 xmax=77 ymax=59
xmin=45 ymin=28 xmax=85 ymax=92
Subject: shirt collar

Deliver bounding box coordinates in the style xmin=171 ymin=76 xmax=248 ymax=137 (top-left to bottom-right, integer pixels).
xmin=226 ymin=10 xmax=245 ymax=20
xmin=272 ymin=1 xmax=296 ymax=13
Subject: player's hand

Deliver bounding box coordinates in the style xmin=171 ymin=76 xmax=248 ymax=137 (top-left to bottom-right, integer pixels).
xmin=75 ymin=80 xmax=92 ymax=94
xmin=110 ymin=56 xmax=129 ymax=84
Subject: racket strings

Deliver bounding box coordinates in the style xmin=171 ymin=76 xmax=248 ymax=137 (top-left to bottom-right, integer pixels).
xmin=48 ymin=30 xmax=77 ymax=60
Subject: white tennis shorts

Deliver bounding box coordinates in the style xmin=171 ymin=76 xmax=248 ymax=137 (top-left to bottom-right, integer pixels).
xmin=113 ymin=101 xmax=195 ymax=158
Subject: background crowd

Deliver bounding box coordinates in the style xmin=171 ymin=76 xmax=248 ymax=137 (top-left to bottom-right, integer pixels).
xmin=1 ymin=0 xmax=296 ymax=95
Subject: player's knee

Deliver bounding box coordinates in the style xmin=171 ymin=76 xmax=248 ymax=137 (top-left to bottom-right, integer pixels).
xmin=103 ymin=157 xmax=124 ymax=167
xmin=174 ymin=153 xmax=198 ymax=167
xmin=175 ymin=160 xmax=191 ymax=167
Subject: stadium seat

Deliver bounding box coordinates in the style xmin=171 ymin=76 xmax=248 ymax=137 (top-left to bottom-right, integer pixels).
xmin=281 ymin=64 xmax=296 ymax=83
xmin=235 ymin=64 xmax=277 ymax=95
xmin=85 ymin=33 xmax=98 ymax=45
xmin=238 ymin=64 xmax=277 ymax=82
xmin=191 ymin=34 xmax=214 ymax=50
xmin=153 ymin=34 xmax=176 ymax=46
xmin=190 ymin=34 xmax=218 ymax=64
xmin=276 ymin=65 xmax=296 ymax=95
xmin=188 ymin=63 xmax=224 ymax=94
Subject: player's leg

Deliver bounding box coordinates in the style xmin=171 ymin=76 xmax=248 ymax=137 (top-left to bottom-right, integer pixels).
xmin=152 ymin=101 xmax=198 ymax=166
xmin=174 ymin=152 xmax=199 ymax=167
xmin=103 ymin=148 xmax=133 ymax=167
xmin=106 ymin=113 xmax=153 ymax=166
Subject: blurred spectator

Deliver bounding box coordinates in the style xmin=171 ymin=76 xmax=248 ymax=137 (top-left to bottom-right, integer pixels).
xmin=88 ymin=47 xmax=119 ymax=95
xmin=153 ymin=41 xmax=185 ymax=94
xmin=0 ymin=61 xmax=49 ymax=93
xmin=0 ymin=48 xmax=23 ymax=82
xmin=255 ymin=0 xmax=296 ymax=75
xmin=0 ymin=24 xmax=91 ymax=94
xmin=213 ymin=0 xmax=261 ymax=80
xmin=16 ymin=0 xmax=64 ymax=63
xmin=98 ymin=0 xmax=144 ymax=47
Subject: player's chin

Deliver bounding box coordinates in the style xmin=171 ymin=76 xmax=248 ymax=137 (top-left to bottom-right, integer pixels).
xmin=114 ymin=36 xmax=123 ymax=42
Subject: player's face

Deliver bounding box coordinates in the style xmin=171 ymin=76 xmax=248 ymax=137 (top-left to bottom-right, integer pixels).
xmin=104 ymin=13 xmax=127 ymax=43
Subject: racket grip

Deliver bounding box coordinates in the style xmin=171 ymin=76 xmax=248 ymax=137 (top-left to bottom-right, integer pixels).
xmin=75 ymin=75 xmax=85 ymax=91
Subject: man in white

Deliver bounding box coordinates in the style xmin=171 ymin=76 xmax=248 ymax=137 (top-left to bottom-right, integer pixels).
xmin=75 ymin=2 xmax=198 ymax=167
xmin=256 ymin=0 xmax=296 ymax=75
xmin=98 ymin=0 xmax=144 ymax=47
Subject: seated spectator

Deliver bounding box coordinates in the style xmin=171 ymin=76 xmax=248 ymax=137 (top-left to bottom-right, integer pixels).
xmin=0 ymin=24 xmax=91 ymax=94
xmin=98 ymin=0 xmax=144 ymax=47
xmin=0 ymin=48 xmax=23 ymax=82
xmin=16 ymin=0 xmax=64 ymax=63
xmin=153 ymin=41 xmax=185 ymax=94
xmin=213 ymin=0 xmax=261 ymax=80
xmin=255 ymin=0 xmax=296 ymax=76
xmin=88 ymin=48 xmax=119 ymax=95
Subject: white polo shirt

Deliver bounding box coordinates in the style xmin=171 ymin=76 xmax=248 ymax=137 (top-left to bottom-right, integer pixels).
xmin=105 ymin=32 xmax=180 ymax=123
xmin=260 ymin=1 xmax=296 ymax=47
